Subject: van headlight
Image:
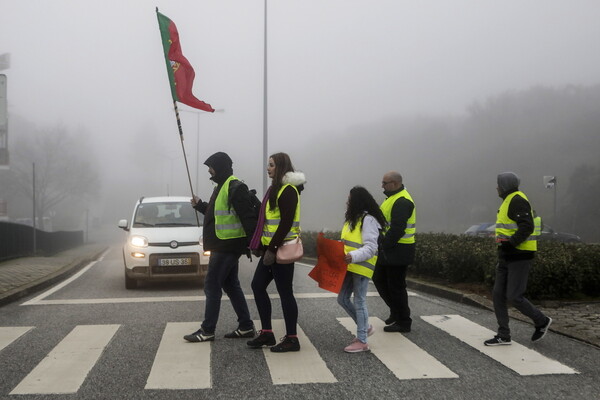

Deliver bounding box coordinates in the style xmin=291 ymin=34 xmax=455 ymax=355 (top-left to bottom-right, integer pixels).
xmin=130 ymin=235 xmax=148 ymax=248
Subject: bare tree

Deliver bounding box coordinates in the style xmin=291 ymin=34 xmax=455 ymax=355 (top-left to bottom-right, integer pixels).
xmin=6 ymin=124 xmax=99 ymax=225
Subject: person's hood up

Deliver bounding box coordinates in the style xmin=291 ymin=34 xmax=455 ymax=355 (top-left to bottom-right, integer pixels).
xmin=282 ymin=171 xmax=306 ymax=193
xmin=497 ymin=171 xmax=520 ymax=198
xmin=204 ymin=152 xmax=233 ymax=184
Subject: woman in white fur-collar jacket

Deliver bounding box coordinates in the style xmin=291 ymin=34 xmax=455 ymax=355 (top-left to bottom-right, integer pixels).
xmin=247 ymin=152 xmax=306 ymax=353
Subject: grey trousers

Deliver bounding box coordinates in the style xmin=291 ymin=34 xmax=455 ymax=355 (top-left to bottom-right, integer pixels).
xmin=492 ymin=258 xmax=546 ymax=338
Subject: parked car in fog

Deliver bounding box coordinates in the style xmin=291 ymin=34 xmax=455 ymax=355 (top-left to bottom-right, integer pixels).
xmin=118 ymin=196 xmax=209 ymax=289
xmin=465 ymin=222 xmax=582 ymax=243
xmin=464 ymin=223 xmax=495 ymax=237
xmin=538 ymin=224 xmax=582 ymax=243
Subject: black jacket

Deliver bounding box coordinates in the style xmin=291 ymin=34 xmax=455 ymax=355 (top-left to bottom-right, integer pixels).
xmin=193 ymin=152 xmax=257 ymax=254
xmin=377 ymin=186 xmax=416 ymax=266
xmin=194 ymin=179 xmax=257 ymax=254
xmin=497 ymin=190 xmax=535 ymax=261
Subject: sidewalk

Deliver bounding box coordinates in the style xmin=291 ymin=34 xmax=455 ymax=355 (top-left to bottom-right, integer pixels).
xmin=0 ymin=243 xmax=108 ymax=307
xmin=1 ymin=246 xmax=598 ymax=349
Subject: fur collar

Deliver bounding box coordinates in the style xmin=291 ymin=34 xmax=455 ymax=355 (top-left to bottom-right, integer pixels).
xmin=282 ymin=171 xmax=306 ymax=187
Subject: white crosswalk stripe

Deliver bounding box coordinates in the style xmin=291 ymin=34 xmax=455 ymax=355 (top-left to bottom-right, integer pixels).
xmin=261 ymin=319 xmax=337 ymax=384
xmin=0 ymin=314 xmax=580 ymax=395
xmin=421 ymin=315 xmax=578 ymax=376
xmin=338 ymin=317 xmax=459 ymax=379
xmin=146 ymin=322 xmax=212 ymax=390
xmin=9 ymin=324 xmax=120 ymax=395
xmin=0 ymin=326 xmax=33 ymax=353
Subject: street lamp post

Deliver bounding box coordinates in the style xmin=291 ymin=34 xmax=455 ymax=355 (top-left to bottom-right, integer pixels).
xmin=544 ymin=175 xmax=558 ymax=227
xmin=262 ymin=0 xmax=269 ymax=195
xmin=179 ymin=108 xmax=225 ymax=194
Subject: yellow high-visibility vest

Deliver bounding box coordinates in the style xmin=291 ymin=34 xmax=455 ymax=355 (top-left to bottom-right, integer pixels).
xmin=495 ymin=191 xmax=537 ymax=251
xmin=214 ymin=176 xmax=245 ymax=239
xmin=380 ymin=189 xmax=416 ymax=244
xmin=341 ymin=219 xmax=377 ymax=278
xmin=261 ymin=184 xmax=301 ymax=246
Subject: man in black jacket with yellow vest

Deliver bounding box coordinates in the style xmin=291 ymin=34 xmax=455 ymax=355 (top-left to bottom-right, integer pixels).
xmin=484 ymin=172 xmax=552 ymax=346
xmin=373 ymin=171 xmax=416 ymax=333
xmin=184 ymin=152 xmax=257 ymax=343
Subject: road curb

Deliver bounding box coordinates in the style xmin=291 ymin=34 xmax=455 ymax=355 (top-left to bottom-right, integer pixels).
xmin=0 ymin=245 xmax=108 ymax=307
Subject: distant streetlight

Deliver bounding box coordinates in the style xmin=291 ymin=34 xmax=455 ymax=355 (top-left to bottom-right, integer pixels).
xmin=544 ymin=175 xmax=558 ymax=226
xmin=262 ymin=0 xmax=269 ymax=195
xmin=179 ymin=108 xmax=225 ymax=193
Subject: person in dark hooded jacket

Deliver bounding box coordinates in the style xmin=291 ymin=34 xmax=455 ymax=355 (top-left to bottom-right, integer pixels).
xmin=484 ymin=172 xmax=552 ymax=346
xmin=183 ymin=152 xmax=258 ymax=343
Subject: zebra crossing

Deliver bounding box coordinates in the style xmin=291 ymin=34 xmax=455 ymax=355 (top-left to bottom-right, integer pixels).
xmin=0 ymin=315 xmax=578 ymax=395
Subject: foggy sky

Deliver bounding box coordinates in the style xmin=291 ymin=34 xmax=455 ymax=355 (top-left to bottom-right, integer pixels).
xmin=2 ymin=0 xmax=600 ymax=231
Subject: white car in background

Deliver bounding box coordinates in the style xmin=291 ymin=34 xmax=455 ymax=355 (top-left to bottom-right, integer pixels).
xmin=118 ymin=196 xmax=209 ymax=289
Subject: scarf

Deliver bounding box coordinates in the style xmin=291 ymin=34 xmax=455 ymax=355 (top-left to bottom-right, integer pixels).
xmin=249 ymin=187 xmax=271 ymax=250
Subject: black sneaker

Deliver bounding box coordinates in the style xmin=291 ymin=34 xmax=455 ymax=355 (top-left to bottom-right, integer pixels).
xmin=224 ymin=326 xmax=256 ymax=339
xmin=183 ymin=328 xmax=215 ymax=343
xmin=384 ymin=316 xmax=396 ymax=325
xmin=247 ymin=330 xmax=276 ymax=348
xmin=270 ymin=336 xmax=300 ymax=353
xmin=383 ymin=322 xmax=411 ymax=333
xmin=531 ymin=317 xmax=553 ymax=342
xmin=484 ymin=335 xmax=512 ymax=346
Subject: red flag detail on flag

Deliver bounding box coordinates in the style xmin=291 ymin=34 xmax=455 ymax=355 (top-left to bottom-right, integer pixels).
xmin=308 ymin=233 xmax=348 ymax=294
xmin=156 ymin=10 xmax=214 ymax=112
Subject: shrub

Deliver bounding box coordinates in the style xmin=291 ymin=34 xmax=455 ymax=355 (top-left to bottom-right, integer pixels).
xmin=303 ymin=230 xmax=600 ymax=300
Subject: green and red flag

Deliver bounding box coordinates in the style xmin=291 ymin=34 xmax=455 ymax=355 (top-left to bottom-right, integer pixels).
xmin=156 ymin=9 xmax=214 ymax=112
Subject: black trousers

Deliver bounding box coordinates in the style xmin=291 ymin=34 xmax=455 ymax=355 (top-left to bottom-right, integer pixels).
xmin=372 ymin=263 xmax=412 ymax=327
xmin=251 ymin=257 xmax=298 ymax=336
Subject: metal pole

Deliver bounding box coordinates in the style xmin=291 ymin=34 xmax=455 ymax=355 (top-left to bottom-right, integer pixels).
xmin=554 ymin=177 xmax=558 ymax=228
xmin=262 ymin=0 xmax=268 ymax=195
xmin=32 ymin=162 xmax=36 ymax=255
xmin=85 ymin=209 xmax=89 ymax=243
xmin=196 ymin=112 xmax=200 ymax=193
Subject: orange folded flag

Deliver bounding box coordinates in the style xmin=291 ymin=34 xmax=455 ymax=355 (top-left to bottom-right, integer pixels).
xmin=308 ymin=233 xmax=347 ymax=294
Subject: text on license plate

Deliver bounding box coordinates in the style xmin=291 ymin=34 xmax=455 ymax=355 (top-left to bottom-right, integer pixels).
xmin=158 ymin=258 xmax=192 ymax=266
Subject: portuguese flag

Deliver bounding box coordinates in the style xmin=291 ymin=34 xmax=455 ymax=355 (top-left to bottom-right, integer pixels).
xmin=156 ymin=9 xmax=214 ymax=112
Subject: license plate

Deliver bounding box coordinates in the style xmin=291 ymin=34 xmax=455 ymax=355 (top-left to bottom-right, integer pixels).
xmin=158 ymin=258 xmax=192 ymax=266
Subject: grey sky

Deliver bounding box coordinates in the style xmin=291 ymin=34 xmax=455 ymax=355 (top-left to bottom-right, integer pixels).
xmin=1 ymin=0 xmax=599 ymax=229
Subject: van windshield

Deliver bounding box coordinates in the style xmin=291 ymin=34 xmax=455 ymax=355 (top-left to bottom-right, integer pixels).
xmin=132 ymin=202 xmax=200 ymax=228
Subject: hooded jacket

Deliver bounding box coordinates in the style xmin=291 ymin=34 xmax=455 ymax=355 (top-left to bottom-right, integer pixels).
xmin=496 ymin=172 xmax=535 ymax=261
xmin=193 ymin=152 xmax=257 ymax=254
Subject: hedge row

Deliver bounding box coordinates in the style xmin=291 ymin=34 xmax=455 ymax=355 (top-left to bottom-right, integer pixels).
xmin=302 ymin=231 xmax=600 ymax=300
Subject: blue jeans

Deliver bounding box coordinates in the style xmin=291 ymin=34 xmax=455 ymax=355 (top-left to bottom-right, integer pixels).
xmin=337 ymin=272 xmax=370 ymax=343
xmin=201 ymin=252 xmax=253 ymax=333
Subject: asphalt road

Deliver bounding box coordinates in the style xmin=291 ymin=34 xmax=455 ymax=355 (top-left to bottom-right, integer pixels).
xmin=0 ymin=246 xmax=598 ymax=399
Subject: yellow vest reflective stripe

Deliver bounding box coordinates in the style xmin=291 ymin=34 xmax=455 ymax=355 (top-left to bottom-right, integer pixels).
xmin=341 ymin=220 xmax=377 ymax=279
xmin=261 ymin=184 xmax=301 ymax=246
xmin=214 ymin=176 xmax=245 ymax=239
xmin=380 ymin=189 xmax=416 ymax=244
xmin=532 ymin=216 xmax=542 ymax=240
xmin=495 ymin=191 xmax=537 ymax=251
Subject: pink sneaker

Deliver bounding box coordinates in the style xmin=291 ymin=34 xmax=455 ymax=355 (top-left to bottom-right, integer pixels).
xmin=367 ymin=324 xmax=375 ymax=337
xmin=344 ymin=338 xmax=370 ymax=353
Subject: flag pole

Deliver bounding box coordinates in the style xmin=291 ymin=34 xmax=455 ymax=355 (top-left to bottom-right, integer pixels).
xmin=173 ymin=99 xmax=200 ymax=226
